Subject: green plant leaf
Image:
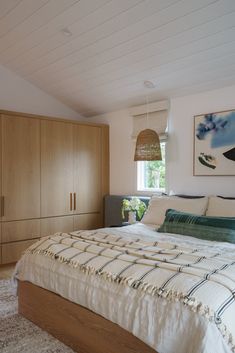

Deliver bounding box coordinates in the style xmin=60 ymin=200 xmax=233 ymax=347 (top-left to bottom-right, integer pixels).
xmin=121 ymin=198 xmax=146 ymax=220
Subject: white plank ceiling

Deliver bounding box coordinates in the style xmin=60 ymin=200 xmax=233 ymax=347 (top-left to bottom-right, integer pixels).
xmin=0 ymin=0 xmax=235 ymax=116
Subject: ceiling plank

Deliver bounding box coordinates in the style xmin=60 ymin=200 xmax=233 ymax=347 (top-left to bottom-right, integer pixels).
xmin=5 ymin=0 xmax=217 ymax=74
xmin=3 ymin=0 xmax=143 ymax=70
xmin=0 ymin=0 xmax=78 ymax=52
xmin=28 ymin=10 xmax=235 ymax=89
xmin=0 ymin=0 xmax=110 ymax=62
xmin=0 ymin=0 xmax=49 ymax=37
xmin=0 ymin=0 xmax=22 ymax=20
xmin=46 ymin=24 xmax=235 ymax=94
xmin=20 ymin=0 xmax=231 ymax=80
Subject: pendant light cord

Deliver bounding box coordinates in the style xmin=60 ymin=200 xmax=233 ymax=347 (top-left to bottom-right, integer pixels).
xmin=146 ymin=95 xmax=149 ymax=129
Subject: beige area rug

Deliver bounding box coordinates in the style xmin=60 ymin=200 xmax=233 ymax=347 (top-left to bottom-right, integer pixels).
xmin=0 ymin=280 xmax=76 ymax=353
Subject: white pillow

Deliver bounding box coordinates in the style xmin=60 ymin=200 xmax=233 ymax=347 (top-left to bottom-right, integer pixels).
xmin=206 ymin=196 xmax=235 ymax=217
xmin=141 ymin=196 xmax=208 ymax=225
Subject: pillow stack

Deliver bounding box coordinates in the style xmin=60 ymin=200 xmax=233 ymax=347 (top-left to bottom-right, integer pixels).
xmin=206 ymin=196 xmax=235 ymax=217
xmin=158 ymin=209 xmax=235 ymax=244
xmin=141 ymin=195 xmax=208 ymax=226
xmin=142 ymin=194 xmax=235 ymax=243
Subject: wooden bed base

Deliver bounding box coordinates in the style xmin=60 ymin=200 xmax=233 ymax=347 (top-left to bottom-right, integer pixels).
xmin=18 ymin=281 xmax=157 ymax=353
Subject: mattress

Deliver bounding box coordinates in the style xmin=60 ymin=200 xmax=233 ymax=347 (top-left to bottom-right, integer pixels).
xmin=15 ymin=223 xmax=235 ymax=353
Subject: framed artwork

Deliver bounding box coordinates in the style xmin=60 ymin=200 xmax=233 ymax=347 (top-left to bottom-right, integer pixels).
xmin=194 ymin=109 xmax=235 ymax=176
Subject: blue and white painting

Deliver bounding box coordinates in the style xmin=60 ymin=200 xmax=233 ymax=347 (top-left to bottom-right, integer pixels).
xmin=194 ymin=109 xmax=235 ymax=175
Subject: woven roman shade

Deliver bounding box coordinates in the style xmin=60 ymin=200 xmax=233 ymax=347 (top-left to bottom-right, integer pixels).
xmin=134 ymin=129 xmax=162 ymax=161
xmin=130 ymin=100 xmax=168 ymax=161
xmin=132 ymin=110 xmax=168 ymax=141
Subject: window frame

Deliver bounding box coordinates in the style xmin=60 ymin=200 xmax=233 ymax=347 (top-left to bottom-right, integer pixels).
xmin=135 ymin=141 xmax=167 ymax=195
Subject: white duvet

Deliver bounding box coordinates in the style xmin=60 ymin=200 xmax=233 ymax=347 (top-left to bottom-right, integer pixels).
xmin=15 ymin=223 xmax=235 ymax=353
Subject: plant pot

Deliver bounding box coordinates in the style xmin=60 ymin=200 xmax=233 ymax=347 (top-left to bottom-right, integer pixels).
xmin=128 ymin=211 xmax=136 ymax=224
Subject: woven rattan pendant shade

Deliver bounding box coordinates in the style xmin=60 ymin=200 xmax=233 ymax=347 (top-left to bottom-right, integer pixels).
xmin=134 ymin=129 xmax=162 ymax=161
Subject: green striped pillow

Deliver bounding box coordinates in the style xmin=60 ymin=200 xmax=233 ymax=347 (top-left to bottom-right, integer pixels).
xmin=158 ymin=209 xmax=235 ymax=243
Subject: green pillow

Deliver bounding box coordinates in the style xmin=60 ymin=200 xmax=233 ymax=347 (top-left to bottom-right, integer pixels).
xmin=158 ymin=209 xmax=235 ymax=243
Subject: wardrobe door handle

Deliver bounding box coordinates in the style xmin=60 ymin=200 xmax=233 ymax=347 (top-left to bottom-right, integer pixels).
xmin=73 ymin=193 xmax=76 ymax=211
xmin=1 ymin=196 xmax=4 ymax=217
xmin=70 ymin=193 xmax=73 ymax=211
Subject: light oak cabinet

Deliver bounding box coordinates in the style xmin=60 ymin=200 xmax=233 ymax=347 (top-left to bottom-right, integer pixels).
xmin=0 ymin=110 xmax=109 ymax=265
xmin=0 ymin=226 xmax=1 ymax=264
xmin=73 ymin=125 xmax=102 ymax=214
xmin=0 ymin=117 xmax=1 ymax=220
xmin=40 ymin=216 xmax=74 ymax=237
xmin=2 ymin=115 xmax=40 ymax=221
xmin=2 ymin=239 xmax=36 ymax=264
xmin=41 ymin=122 xmax=105 ymax=219
xmin=2 ymin=220 xmax=40 ymax=243
xmin=41 ymin=120 xmax=74 ymax=218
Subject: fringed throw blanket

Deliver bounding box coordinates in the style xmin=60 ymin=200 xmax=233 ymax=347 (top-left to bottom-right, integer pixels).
xmin=25 ymin=230 xmax=235 ymax=352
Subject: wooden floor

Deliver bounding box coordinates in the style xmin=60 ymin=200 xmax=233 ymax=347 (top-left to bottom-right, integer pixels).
xmin=0 ymin=264 xmax=15 ymax=279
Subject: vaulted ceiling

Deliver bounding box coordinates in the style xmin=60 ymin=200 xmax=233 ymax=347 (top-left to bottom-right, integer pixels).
xmin=0 ymin=0 xmax=235 ymax=116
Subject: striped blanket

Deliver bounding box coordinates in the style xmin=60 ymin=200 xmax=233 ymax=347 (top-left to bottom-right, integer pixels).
xmin=25 ymin=229 xmax=235 ymax=352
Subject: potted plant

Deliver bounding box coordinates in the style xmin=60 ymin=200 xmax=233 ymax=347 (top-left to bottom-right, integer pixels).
xmin=121 ymin=197 xmax=147 ymax=224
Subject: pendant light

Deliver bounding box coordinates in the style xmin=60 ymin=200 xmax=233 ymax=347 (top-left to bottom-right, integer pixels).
xmin=134 ymin=89 xmax=162 ymax=161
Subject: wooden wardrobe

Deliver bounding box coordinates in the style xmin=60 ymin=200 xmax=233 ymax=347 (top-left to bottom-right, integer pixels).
xmin=0 ymin=110 xmax=109 ymax=264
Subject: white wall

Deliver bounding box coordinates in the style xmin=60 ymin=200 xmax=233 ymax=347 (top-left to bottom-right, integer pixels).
xmin=91 ymin=84 xmax=235 ymax=197
xmin=90 ymin=109 xmax=136 ymax=195
xmin=167 ymin=85 xmax=235 ymax=197
xmin=0 ymin=64 xmax=83 ymax=120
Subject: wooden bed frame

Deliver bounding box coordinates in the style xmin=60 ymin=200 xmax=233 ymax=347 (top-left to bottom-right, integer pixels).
xmin=18 ymin=280 xmax=157 ymax=353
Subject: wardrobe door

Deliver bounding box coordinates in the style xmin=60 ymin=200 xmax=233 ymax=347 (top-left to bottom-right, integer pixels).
xmin=2 ymin=115 xmax=40 ymax=221
xmin=73 ymin=125 xmax=102 ymax=214
xmin=0 ymin=117 xmax=1 ymax=263
xmin=0 ymin=226 xmax=1 ymax=264
xmin=2 ymin=239 xmax=37 ymax=264
xmin=2 ymin=219 xmax=40 ymax=243
xmin=41 ymin=120 xmax=74 ymax=217
xmin=40 ymin=216 xmax=74 ymax=237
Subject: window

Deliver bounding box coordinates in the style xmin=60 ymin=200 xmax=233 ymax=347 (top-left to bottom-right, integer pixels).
xmin=137 ymin=142 xmax=166 ymax=192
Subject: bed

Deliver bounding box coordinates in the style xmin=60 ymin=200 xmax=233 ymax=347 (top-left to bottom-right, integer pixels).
xmin=15 ymin=218 xmax=235 ymax=353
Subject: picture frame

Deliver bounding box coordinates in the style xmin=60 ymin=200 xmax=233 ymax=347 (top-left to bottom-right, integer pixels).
xmin=193 ymin=109 xmax=235 ymax=176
